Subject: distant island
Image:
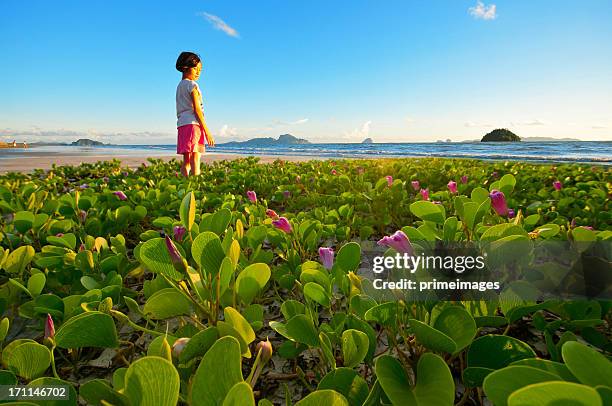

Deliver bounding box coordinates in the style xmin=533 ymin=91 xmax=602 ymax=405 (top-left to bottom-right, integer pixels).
xmin=219 ymin=134 xmax=310 ymax=147
xmin=71 ymin=138 xmax=107 ymax=146
xmin=362 ymin=138 xmax=373 ymax=144
xmin=481 ymin=129 xmax=521 ymax=142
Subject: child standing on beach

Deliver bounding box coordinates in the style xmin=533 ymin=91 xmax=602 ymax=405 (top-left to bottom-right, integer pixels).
xmin=175 ymin=51 xmax=214 ymax=176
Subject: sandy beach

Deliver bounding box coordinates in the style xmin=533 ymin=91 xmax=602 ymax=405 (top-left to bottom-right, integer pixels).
xmin=0 ymin=150 xmax=319 ymax=174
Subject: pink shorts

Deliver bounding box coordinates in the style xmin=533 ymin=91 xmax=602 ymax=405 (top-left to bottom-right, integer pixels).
xmin=177 ymin=124 xmax=205 ymax=154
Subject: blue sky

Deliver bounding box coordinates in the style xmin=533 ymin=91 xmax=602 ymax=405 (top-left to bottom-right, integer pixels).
xmin=1 ymin=0 xmax=611 ymax=143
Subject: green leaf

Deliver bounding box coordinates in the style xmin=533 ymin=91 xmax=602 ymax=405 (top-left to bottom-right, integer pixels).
xmin=562 ymin=341 xmax=612 ymax=388
xmin=499 ymin=174 xmax=516 ymax=196
xmin=318 ymin=368 xmax=369 ymax=406
xmin=124 ymin=356 xmax=180 ymax=406
xmin=190 ymin=337 xmax=244 ymax=406
xmin=483 ymin=366 xmax=561 ymax=406
xmin=80 ymin=379 xmax=130 ymax=406
xmin=224 ymin=307 xmax=256 ymax=346
xmin=4 ymin=246 xmax=35 ymax=275
xmin=179 ymin=327 xmax=219 ymax=364
xmin=409 ymin=319 xmax=456 ymax=354
xmin=139 ymin=238 xmax=184 ymax=281
xmin=143 ymin=288 xmax=192 ymax=320
xmin=336 ymin=242 xmax=361 ymax=273
xmin=466 ymin=335 xmax=536 ymax=386
xmin=27 ymin=273 xmax=46 ymax=297
xmin=304 ymin=282 xmax=331 ymax=307
xmin=410 ymin=201 xmax=445 ymax=224
xmin=510 ymin=359 xmax=578 ymax=382
xmin=14 ymin=211 xmax=35 ymax=233
xmin=223 ymin=382 xmax=255 ymax=406
xmin=443 ymin=216 xmax=458 ymax=241
xmin=192 ymin=232 xmax=226 ymax=275
xmin=270 ymin=314 xmax=319 ymax=347
xmin=295 ymin=390 xmax=349 ymax=406
xmin=341 ymin=329 xmax=369 ymax=368
xmin=180 ymin=191 xmax=196 ymax=231
xmin=508 ymin=382 xmax=602 ymax=406
xmin=376 ymin=353 xmax=454 ymax=406
xmin=235 ymin=263 xmax=271 ymax=305
xmin=432 ymin=306 xmax=477 ymax=353
xmin=55 ymin=311 xmax=119 ymax=349
xmin=0 ymin=317 xmax=9 ymax=343
xmin=208 ymin=208 xmax=233 ymax=236
xmin=4 ymin=341 xmax=51 ymax=380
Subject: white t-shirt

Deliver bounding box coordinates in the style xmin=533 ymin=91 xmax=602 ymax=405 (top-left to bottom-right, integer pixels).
xmin=176 ymin=79 xmax=203 ymax=127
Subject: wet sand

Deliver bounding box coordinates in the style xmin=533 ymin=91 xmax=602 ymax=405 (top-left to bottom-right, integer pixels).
xmin=0 ymin=152 xmax=320 ymax=174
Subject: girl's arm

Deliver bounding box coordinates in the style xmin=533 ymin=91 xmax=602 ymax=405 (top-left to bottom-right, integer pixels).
xmin=191 ymin=87 xmax=215 ymax=146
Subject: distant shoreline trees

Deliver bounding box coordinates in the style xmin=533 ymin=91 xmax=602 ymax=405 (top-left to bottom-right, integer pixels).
xmin=481 ymin=129 xmax=521 ymax=142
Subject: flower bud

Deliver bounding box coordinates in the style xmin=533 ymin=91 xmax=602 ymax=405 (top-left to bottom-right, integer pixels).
xmin=172 ymin=337 xmax=190 ymax=358
xmin=246 ymin=190 xmax=257 ymax=203
xmin=318 ymin=247 xmax=334 ymax=270
xmin=45 ymin=314 xmax=55 ymax=340
xmin=165 ymin=236 xmax=188 ymax=274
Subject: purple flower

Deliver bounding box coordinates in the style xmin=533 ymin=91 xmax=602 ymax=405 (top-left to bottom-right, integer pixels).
xmin=420 ymin=188 xmax=430 ymax=201
xmin=173 ymin=225 xmax=187 ymax=242
xmin=377 ymin=230 xmax=413 ymax=255
xmin=283 ymin=190 xmax=291 ymax=199
xmin=246 ymin=190 xmax=257 ymax=203
xmin=385 ymin=176 xmax=393 ymax=187
xmin=45 ymin=314 xmax=55 ymax=340
xmin=411 ymin=180 xmax=420 ymax=191
xmin=461 ymin=175 xmax=468 ymax=184
xmin=272 ymin=217 xmax=292 ymax=233
xmin=103 ymin=176 xmax=109 ymax=183
xmin=113 ymin=191 xmax=127 ymax=201
xmin=508 ymin=209 xmax=516 ymax=219
xmin=165 ymin=236 xmax=187 ymax=273
xmin=79 ymin=184 xmax=89 ymax=189
xmin=318 ymin=247 xmax=335 ymax=270
xmin=447 ymin=180 xmax=458 ymax=194
xmin=492 ymin=171 xmax=499 ymax=179
xmin=581 ymin=226 xmax=594 ymax=231
xmin=553 ymin=181 xmax=563 ymax=191
xmin=489 ymin=189 xmax=509 ymax=216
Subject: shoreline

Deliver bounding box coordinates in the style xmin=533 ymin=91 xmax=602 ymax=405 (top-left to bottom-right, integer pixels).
xmin=0 ymin=153 xmax=321 ymax=174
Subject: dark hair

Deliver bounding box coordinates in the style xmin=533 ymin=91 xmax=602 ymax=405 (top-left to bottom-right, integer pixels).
xmin=176 ymin=51 xmax=201 ymax=72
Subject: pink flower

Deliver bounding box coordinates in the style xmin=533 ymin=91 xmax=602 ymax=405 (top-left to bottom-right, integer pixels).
xmin=492 ymin=171 xmax=499 ymax=179
xmin=173 ymin=225 xmax=186 ymax=242
xmin=78 ymin=210 xmax=87 ymax=223
xmin=508 ymin=209 xmax=516 ymax=219
xmin=447 ymin=181 xmax=458 ymax=194
xmin=553 ymin=181 xmax=563 ymax=191
xmin=411 ymin=180 xmax=420 ymax=191
xmin=172 ymin=337 xmax=190 ymax=358
xmin=246 ymin=191 xmax=257 ymax=203
xmin=385 ymin=176 xmax=393 ymax=187
xmin=256 ymin=338 xmax=273 ymax=363
xmin=283 ymin=190 xmax=291 ymax=199
xmin=331 ymin=169 xmax=337 ymax=175
xmin=266 ymin=209 xmax=279 ymax=219
xmin=318 ymin=247 xmax=334 ymax=270
xmin=461 ymin=175 xmax=468 ymax=184
xmin=420 ymin=188 xmax=430 ymax=201
xmin=45 ymin=314 xmax=55 ymax=340
xmin=55 ymin=233 xmax=64 ymax=237
xmin=377 ymin=230 xmax=413 ymax=255
xmin=113 ymin=191 xmax=127 ymax=201
xmin=489 ymin=189 xmax=509 ymax=216
xmin=165 ymin=236 xmax=187 ymax=273
xmin=272 ymin=217 xmax=292 ymax=233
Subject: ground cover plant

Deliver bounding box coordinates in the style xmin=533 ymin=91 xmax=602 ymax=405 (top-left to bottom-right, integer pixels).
xmin=0 ymin=156 xmax=610 ymax=405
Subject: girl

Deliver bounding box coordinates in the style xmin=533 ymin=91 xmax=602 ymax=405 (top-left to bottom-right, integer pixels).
xmin=175 ymin=51 xmax=215 ymax=176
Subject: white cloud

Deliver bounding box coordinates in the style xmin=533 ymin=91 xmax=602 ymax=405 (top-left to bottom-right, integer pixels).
xmin=291 ymin=118 xmax=309 ymax=125
xmin=344 ymin=121 xmax=372 ymax=140
xmin=465 ymin=121 xmax=493 ymax=128
xmin=592 ymin=125 xmax=607 ymax=129
xmin=511 ymin=119 xmax=547 ymax=126
xmin=219 ymin=124 xmax=238 ymax=138
xmin=198 ymin=12 xmax=240 ymax=38
xmin=469 ymin=1 xmax=497 ymax=20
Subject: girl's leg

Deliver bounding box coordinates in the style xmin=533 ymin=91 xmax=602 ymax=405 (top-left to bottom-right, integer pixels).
xmin=190 ymin=152 xmax=201 ymax=176
xmin=181 ymin=153 xmax=191 ymax=176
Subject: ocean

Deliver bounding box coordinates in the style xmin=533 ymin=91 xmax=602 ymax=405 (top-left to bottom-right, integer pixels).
xmin=1 ymin=142 xmax=610 ymax=165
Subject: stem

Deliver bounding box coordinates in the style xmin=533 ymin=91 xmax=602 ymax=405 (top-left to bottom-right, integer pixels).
xmin=50 ymin=344 xmax=60 ymax=379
